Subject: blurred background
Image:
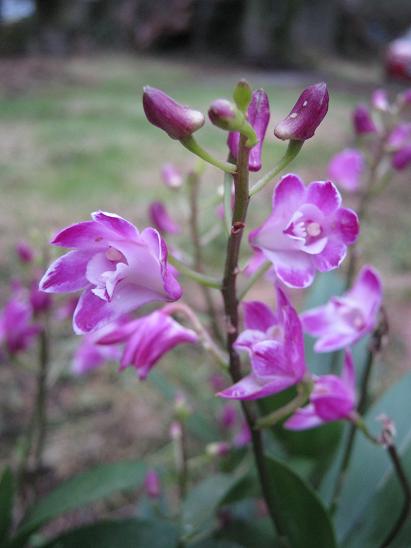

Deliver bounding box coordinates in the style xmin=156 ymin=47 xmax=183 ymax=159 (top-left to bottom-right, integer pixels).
xmin=1 ymin=0 xmax=411 ymax=529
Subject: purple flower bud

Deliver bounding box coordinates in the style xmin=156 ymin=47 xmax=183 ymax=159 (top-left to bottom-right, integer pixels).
xmin=30 ymin=279 xmax=52 ymax=315
xmin=148 ymin=201 xmax=181 ymax=235
xmin=352 ymin=105 xmax=377 ymax=135
xmin=219 ymin=404 xmax=237 ymax=430
xmin=228 ymin=89 xmax=270 ymax=172
xmin=371 ymin=89 xmax=389 ymax=112
xmin=144 ymin=469 xmax=161 ymax=498
xmin=143 ymin=86 xmax=205 ymax=140
xmin=392 ymin=145 xmax=411 ymax=170
xmin=274 ymin=82 xmax=329 ymax=141
xmin=169 ymin=420 xmax=182 ymax=441
xmin=16 ymin=241 xmax=34 ymax=264
xmin=208 ymin=99 xmax=244 ymax=131
xmin=161 ymin=163 xmax=183 ymax=189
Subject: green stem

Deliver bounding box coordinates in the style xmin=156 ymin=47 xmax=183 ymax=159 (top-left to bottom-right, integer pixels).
xmin=187 ymin=171 xmax=223 ymax=343
xmin=168 ymin=255 xmax=221 ymax=289
xmin=33 ymin=325 xmax=50 ymax=470
xmin=380 ymin=444 xmax=411 ymax=548
xmin=181 ymin=135 xmax=236 ymax=174
xmin=238 ymin=260 xmax=271 ymax=301
xmin=249 ymin=140 xmax=303 ymax=197
xmin=257 ymin=384 xmax=310 ymax=428
xmin=221 ymin=133 xmax=287 ymax=543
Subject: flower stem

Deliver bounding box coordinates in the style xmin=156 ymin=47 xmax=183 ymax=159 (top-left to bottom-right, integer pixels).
xmin=257 ymin=384 xmax=310 ymax=428
xmin=223 ymin=170 xmax=233 ymax=236
xmin=221 ymin=133 xmax=287 ymax=543
xmin=249 ymin=140 xmax=303 ymax=197
xmin=168 ymin=255 xmax=221 ymax=289
xmin=187 ymin=171 xmax=224 ymax=343
xmin=238 ymin=260 xmax=271 ymax=301
xmin=180 ymin=135 xmax=236 ymax=174
xmin=380 ymin=444 xmax=411 ymax=548
xmin=33 ymin=323 xmax=50 ymax=470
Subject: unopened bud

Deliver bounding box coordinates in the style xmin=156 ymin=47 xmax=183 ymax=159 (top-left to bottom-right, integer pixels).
xmin=371 ymin=89 xmax=389 ymax=112
xmin=233 ymin=79 xmax=252 ymax=112
xmin=352 ymin=105 xmax=377 ymax=135
xmin=206 ymin=441 xmax=231 ymax=457
xmin=143 ymin=86 xmax=205 ymax=140
xmin=274 ymin=82 xmax=329 ymax=141
xmin=144 ymin=469 xmax=161 ymax=498
xmin=169 ymin=420 xmax=182 ymax=441
xmin=16 ymin=241 xmax=34 ymax=264
xmin=208 ymin=99 xmax=245 ymax=131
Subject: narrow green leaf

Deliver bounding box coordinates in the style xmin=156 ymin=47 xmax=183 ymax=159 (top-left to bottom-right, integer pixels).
xmin=19 ymin=460 xmax=146 ymax=534
xmin=0 ymin=467 xmax=14 ymax=542
xmin=344 ymin=443 xmax=411 ymax=548
xmin=321 ymin=372 xmax=411 ymax=541
xmin=264 ymin=455 xmax=337 ymax=548
xmin=39 ymin=518 xmax=178 ymax=548
xmin=182 ymin=474 xmax=244 ymax=540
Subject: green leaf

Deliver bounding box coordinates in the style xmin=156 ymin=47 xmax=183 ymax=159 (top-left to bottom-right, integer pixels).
xmin=18 ymin=460 xmax=146 ymax=535
xmin=320 ymin=372 xmax=411 ymax=542
xmin=39 ymin=518 xmax=178 ymax=548
xmin=216 ymin=517 xmax=278 ymax=548
xmin=182 ymin=473 xmax=245 ymax=540
xmin=0 ymin=467 xmax=14 ymax=543
xmin=344 ymin=443 xmax=411 ymax=548
xmin=264 ymin=455 xmax=337 ymax=548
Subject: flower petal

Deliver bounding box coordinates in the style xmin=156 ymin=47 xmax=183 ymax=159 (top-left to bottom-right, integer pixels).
xmin=348 ymin=265 xmax=382 ymax=321
xmin=234 ymin=329 xmax=267 ymax=353
xmin=301 ymin=304 xmax=334 ymax=337
xmin=51 ymin=221 xmax=113 ymax=249
xmin=284 ymin=405 xmax=324 ymax=430
xmin=272 ymin=174 xmax=305 ymax=219
xmin=306 ymin=181 xmax=341 ymax=215
xmin=243 ymin=301 xmax=277 ymax=331
xmin=333 ymin=208 xmax=359 ymax=245
xmin=92 ymin=211 xmax=139 ymax=239
xmin=39 ymin=250 xmax=90 ymax=293
xmin=314 ymin=332 xmax=357 ymax=353
xmin=263 ymin=249 xmax=315 ymax=288
xmin=313 ymin=239 xmax=346 ymax=272
xmin=217 ymin=373 xmax=296 ymax=401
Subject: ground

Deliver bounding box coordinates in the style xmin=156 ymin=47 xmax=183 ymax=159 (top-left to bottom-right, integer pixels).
xmin=0 ymin=53 xmax=411 ymax=516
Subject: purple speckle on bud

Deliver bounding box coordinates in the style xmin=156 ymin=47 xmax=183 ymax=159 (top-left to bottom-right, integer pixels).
xmin=143 ymin=86 xmax=205 ymax=140
xmin=274 ymin=82 xmax=329 ymax=141
xmin=352 ymin=105 xmax=377 ymax=135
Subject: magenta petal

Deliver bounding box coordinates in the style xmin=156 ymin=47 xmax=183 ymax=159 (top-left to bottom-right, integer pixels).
xmin=148 ymin=202 xmax=181 ymax=235
xmin=272 ymin=174 xmax=305 ymax=219
xmin=392 ymin=146 xmax=411 ymax=170
xmin=284 ymin=405 xmax=324 ymax=430
xmin=313 ymin=239 xmax=346 ymax=272
xmin=92 ymin=211 xmax=139 ymax=239
xmin=51 ymin=221 xmax=113 ymax=249
xmin=96 ymin=319 xmax=140 ymax=344
xmin=234 ymin=329 xmax=266 ymax=353
xmin=348 ymin=265 xmax=382 ymax=320
xmin=243 ymin=301 xmax=277 ymax=331
xmin=312 ymin=375 xmax=354 ymax=421
xmin=341 ymin=349 xmax=356 ymax=393
xmin=314 ymin=332 xmax=356 ymax=353
xmin=333 ymin=208 xmax=360 ymax=245
xmin=252 ymin=339 xmax=288 ymax=378
xmin=306 ymin=181 xmax=341 ymax=215
xmin=227 ymin=131 xmax=240 ymax=161
xmin=301 ymin=305 xmax=333 ymax=337
xmin=264 ymin=249 xmax=315 ymax=288
xmin=218 ymin=373 xmax=295 ymax=401
xmin=39 ymin=250 xmax=90 ymax=293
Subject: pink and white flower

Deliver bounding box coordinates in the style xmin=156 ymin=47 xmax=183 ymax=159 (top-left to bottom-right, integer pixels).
xmin=39 ymin=211 xmax=182 ymax=334
xmin=328 ymin=148 xmax=364 ymax=192
xmin=285 ymin=350 xmax=356 ymax=430
xmin=218 ymin=287 xmax=307 ymax=400
xmin=96 ymin=310 xmax=198 ymax=380
xmin=301 ymin=266 xmax=382 ymax=352
xmin=249 ymin=174 xmax=359 ymax=288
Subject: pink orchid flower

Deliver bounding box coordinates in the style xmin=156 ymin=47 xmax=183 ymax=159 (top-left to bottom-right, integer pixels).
xmin=301 ymin=266 xmax=382 ymax=352
xmin=249 ymin=174 xmax=359 ymax=288
xmin=227 ymin=89 xmax=270 ymax=172
xmin=39 ymin=211 xmax=182 ymax=334
xmin=148 ymin=201 xmax=181 ymax=235
xmin=96 ymin=310 xmax=198 ymax=380
xmin=387 ymin=123 xmax=411 ymax=170
xmin=0 ymin=295 xmax=41 ymax=355
xmin=285 ymin=350 xmax=356 ymax=430
xmin=328 ymin=148 xmax=364 ymax=192
xmin=218 ymin=287 xmax=306 ymax=400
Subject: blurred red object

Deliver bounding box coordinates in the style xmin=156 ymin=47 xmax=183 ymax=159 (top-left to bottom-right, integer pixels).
xmin=386 ymin=29 xmax=411 ymax=81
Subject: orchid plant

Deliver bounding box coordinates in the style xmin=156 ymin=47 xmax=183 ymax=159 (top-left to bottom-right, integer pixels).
xmin=2 ymin=81 xmax=411 ymax=548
